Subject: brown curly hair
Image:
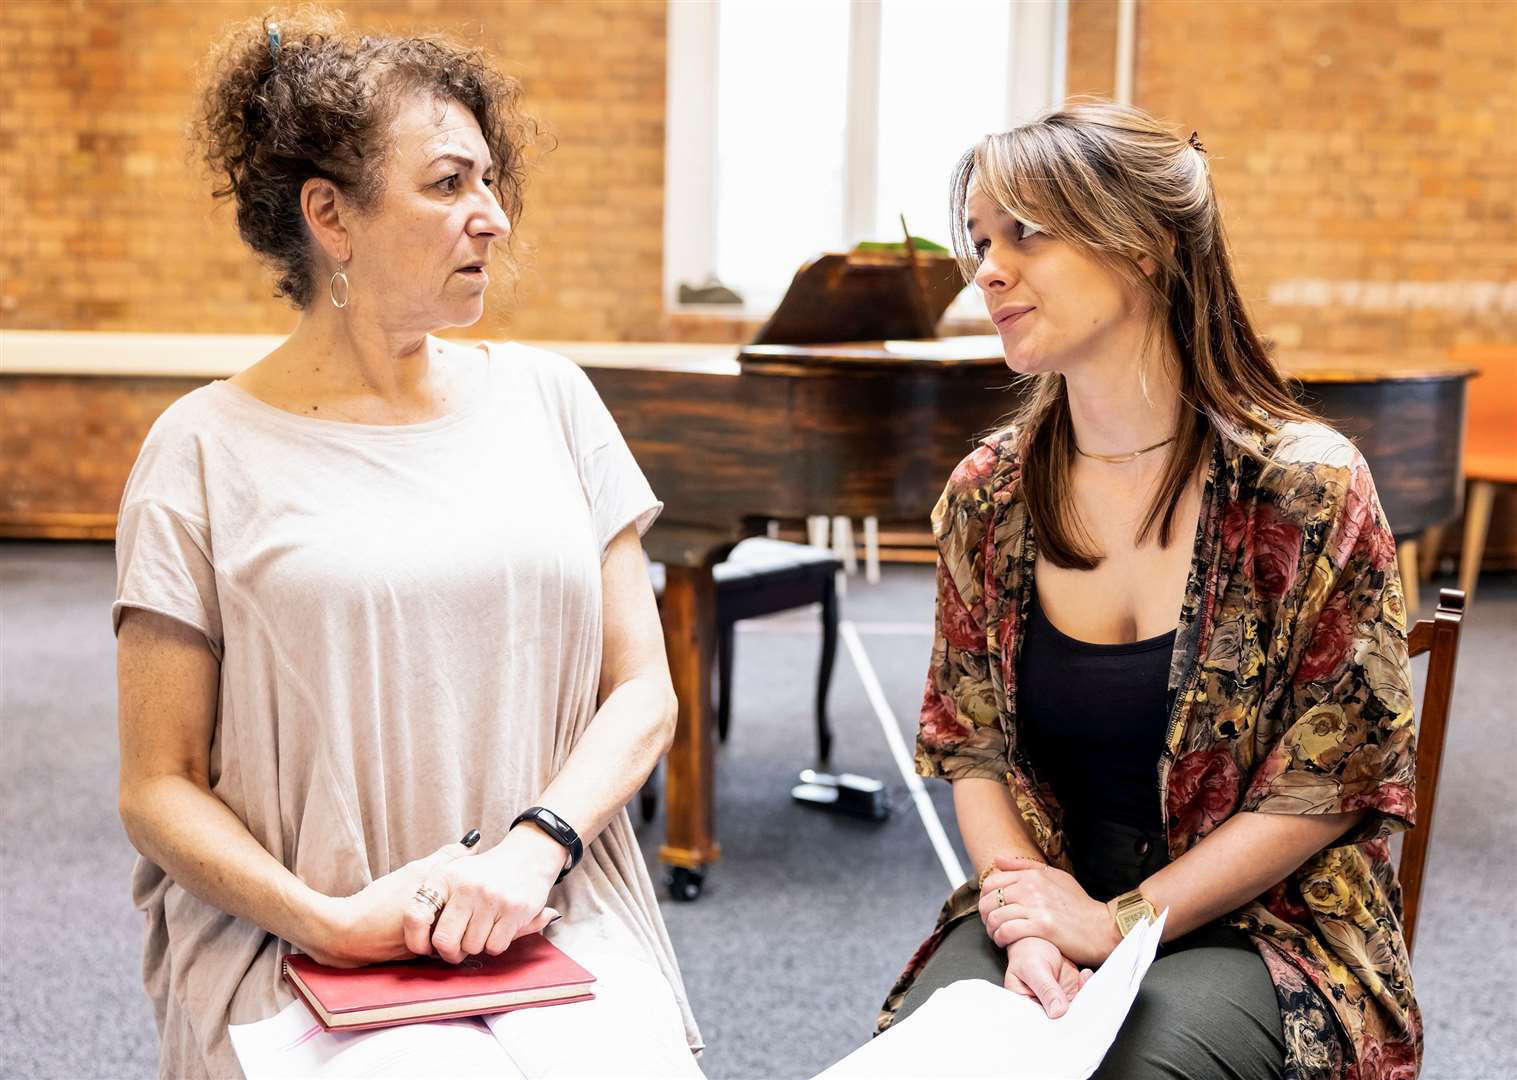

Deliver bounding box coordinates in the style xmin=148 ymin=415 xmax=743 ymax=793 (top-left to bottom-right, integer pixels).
xmin=192 ymin=6 xmax=539 ymax=308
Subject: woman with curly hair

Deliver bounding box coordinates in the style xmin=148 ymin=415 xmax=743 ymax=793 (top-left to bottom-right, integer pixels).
xmin=879 ymin=103 xmax=1420 ymax=1079
xmin=113 ymin=11 xmax=701 ymax=1077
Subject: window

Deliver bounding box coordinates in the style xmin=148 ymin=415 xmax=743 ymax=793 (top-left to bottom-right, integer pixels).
xmin=664 ymin=0 xmax=1068 ymax=315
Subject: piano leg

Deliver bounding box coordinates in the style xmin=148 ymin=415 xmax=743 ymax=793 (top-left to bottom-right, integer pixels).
xmin=657 ymin=561 xmax=722 ymax=900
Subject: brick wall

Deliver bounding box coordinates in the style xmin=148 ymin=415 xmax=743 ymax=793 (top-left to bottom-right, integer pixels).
xmin=1129 ymin=0 xmax=1515 ymax=359
xmin=0 ymin=0 xmax=667 ymax=341
xmin=0 ymin=374 xmax=209 ymax=534
xmin=3 ymin=1 xmax=1509 ymax=352
xmin=1120 ymin=0 xmax=1517 ymax=564
xmin=1066 ymin=0 xmax=1119 ymax=101
xmin=3 ymin=0 xmax=1514 ymax=561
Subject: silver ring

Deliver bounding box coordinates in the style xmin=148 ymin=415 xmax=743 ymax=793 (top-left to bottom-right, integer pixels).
xmin=996 ymin=887 xmax=1006 ymax=909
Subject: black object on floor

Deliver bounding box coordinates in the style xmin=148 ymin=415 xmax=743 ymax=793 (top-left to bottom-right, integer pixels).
xmin=791 ymin=769 xmax=891 ymax=821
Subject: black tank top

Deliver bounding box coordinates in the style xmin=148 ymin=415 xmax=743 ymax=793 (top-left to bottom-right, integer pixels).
xmin=1017 ymin=588 xmax=1176 ymax=837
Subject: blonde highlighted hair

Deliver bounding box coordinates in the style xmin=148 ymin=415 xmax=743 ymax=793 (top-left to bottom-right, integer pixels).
xmin=951 ymin=101 xmax=1312 ymax=569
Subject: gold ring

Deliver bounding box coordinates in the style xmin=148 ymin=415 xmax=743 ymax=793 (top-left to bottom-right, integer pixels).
xmin=413 ymin=886 xmax=445 ymax=915
xmin=996 ymin=887 xmax=1006 ymax=909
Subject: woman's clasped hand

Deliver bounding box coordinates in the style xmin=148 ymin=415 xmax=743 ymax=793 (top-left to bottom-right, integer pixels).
xmin=978 ymin=854 xmax=1120 ymax=1017
xmin=408 ymin=826 xmax=567 ymax=964
xmin=308 ymin=830 xmax=563 ymax=968
xmin=1001 ymin=938 xmax=1091 ymax=1020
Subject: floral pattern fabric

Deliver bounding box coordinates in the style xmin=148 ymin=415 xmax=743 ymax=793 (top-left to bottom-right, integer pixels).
xmin=880 ymin=419 xmax=1421 ymax=1080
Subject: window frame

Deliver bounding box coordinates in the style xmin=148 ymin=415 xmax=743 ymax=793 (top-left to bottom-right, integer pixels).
xmin=662 ymin=0 xmax=1069 ymax=317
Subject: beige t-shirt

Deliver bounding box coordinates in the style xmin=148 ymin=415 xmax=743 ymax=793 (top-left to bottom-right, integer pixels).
xmin=114 ymin=340 xmax=699 ymax=1079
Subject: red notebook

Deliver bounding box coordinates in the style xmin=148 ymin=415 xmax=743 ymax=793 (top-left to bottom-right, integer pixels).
xmin=283 ymin=934 xmax=596 ymax=1032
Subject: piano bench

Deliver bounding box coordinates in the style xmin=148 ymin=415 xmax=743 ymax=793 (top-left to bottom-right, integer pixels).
xmin=643 ymin=538 xmax=843 ymax=822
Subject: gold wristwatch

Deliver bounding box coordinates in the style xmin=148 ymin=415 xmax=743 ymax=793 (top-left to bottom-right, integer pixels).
xmin=1111 ymin=888 xmax=1157 ymax=937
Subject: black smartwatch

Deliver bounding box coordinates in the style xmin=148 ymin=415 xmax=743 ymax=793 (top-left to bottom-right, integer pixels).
xmin=511 ymin=806 xmax=583 ymax=883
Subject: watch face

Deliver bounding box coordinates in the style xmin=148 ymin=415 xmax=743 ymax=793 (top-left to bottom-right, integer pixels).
xmin=1115 ymin=892 xmax=1154 ymax=937
xmin=536 ymin=808 xmax=571 ymax=840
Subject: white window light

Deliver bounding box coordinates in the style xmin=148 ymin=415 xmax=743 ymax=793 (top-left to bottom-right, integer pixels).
xmin=664 ymin=0 xmax=1068 ymax=318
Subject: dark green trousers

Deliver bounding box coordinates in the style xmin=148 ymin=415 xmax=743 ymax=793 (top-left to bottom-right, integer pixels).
xmin=895 ymin=820 xmax=1285 ymax=1080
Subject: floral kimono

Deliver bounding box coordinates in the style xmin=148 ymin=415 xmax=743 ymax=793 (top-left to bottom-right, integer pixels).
xmin=880 ymin=417 xmax=1420 ymax=1080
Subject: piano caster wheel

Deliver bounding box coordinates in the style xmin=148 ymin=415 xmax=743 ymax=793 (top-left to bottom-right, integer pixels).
xmin=666 ymin=866 xmax=705 ymax=902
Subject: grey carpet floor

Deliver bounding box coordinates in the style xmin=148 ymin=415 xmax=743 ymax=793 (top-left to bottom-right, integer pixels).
xmin=1 ymin=542 xmax=1513 ymax=1079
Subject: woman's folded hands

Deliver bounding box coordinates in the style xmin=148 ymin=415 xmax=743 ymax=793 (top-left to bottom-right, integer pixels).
xmin=307 ymin=831 xmax=561 ymax=967
xmin=306 ymin=839 xmax=478 ymax=966
xmin=405 ymin=826 xmax=566 ymax=964
xmin=979 ymin=854 xmax=1122 ymax=969
xmin=978 ymin=854 xmax=1120 ymax=1018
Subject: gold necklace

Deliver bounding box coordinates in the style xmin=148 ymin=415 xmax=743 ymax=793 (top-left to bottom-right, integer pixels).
xmin=1075 ymin=435 xmax=1176 ymax=464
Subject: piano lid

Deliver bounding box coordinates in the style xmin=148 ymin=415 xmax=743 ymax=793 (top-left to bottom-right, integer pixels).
xmin=747 ymin=247 xmax=967 ymax=348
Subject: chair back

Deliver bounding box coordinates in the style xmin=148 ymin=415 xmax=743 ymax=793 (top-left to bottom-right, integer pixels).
xmin=1398 ymin=587 xmax=1466 ymax=959
xmin=1448 ymin=344 xmax=1517 ymax=481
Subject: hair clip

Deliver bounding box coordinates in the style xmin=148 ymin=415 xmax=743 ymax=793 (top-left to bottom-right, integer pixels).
xmin=1187 ymin=130 xmax=1207 ymax=154
xmin=267 ymin=22 xmax=281 ymax=61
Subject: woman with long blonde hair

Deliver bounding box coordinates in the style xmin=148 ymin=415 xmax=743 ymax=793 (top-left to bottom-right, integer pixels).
xmin=880 ymin=102 xmax=1419 ymax=1079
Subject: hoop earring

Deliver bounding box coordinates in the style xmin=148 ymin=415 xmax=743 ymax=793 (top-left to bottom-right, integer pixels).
xmin=329 ymin=266 xmax=350 ymax=309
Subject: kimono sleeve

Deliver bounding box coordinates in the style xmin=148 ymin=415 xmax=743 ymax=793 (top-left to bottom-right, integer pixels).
xmin=1241 ymin=451 xmax=1415 ymax=843
xmin=915 ymin=450 xmax=1010 ymax=783
xmin=559 ymin=357 xmax=663 ymax=557
xmin=112 ymin=422 xmax=223 ymax=661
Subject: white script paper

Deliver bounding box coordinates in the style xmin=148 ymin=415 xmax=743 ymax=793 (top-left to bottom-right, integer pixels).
xmin=815 ymin=911 xmax=1169 ymax=1080
xmin=229 ymin=951 xmax=704 ymax=1080
xmin=228 ymin=1000 xmax=522 ymax=1079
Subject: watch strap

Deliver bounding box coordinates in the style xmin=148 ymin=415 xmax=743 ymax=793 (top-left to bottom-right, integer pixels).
xmin=511 ymin=806 xmax=583 ymax=883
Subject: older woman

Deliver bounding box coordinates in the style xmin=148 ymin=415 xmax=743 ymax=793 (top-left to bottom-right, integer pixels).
xmin=114 ymin=13 xmax=700 ymax=1078
xmin=879 ymin=103 xmax=1420 ymax=1080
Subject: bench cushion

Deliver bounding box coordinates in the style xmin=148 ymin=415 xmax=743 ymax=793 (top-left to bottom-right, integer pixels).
xmin=647 ymin=538 xmax=840 ymax=596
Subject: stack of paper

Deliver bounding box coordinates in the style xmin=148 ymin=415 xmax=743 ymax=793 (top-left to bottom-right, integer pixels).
xmin=815 ymin=912 xmax=1168 ymax=1080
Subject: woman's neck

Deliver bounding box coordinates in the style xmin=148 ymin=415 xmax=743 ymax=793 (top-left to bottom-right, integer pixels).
xmin=1061 ymin=335 xmax=1183 ymax=460
xmin=281 ymin=307 xmax=436 ymax=404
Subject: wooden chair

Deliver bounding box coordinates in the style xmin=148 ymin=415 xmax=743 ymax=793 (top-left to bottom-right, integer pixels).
xmin=1453 ymin=345 xmax=1517 ymax=604
xmin=1398 ymin=587 xmax=1466 ymax=959
xmin=1420 ymin=345 xmax=1517 ymax=604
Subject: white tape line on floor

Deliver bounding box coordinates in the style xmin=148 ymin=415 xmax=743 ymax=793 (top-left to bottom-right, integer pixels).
xmin=839 ymin=620 xmax=966 ymax=891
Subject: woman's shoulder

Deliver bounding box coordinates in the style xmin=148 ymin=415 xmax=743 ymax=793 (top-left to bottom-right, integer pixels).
xmin=1261 ymin=417 xmax=1361 ymax=472
xmin=131 ymin=383 xmax=238 ymax=470
xmin=929 ymin=429 xmax=1023 ymax=584
xmin=481 ymin=339 xmax=587 ymax=389
xmin=1249 ymin=417 xmax=1371 ymax=503
xmin=1234 ymin=416 xmax=1387 ymax=552
xmin=934 ymin=429 xmax=1022 ymax=529
xmin=147 ymin=381 xmax=233 ymax=436
xmin=480 ymin=339 xmax=603 ymax=415
xmin=120 ymin=384 xmax=235 ymax=515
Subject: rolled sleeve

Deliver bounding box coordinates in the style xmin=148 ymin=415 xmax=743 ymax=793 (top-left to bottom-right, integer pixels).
xmin=113 ymin=499 xmax=222 ymax=659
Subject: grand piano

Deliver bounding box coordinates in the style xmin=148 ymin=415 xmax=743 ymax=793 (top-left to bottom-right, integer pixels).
xmin=580 ymin=248 xmax=1474 ymax=900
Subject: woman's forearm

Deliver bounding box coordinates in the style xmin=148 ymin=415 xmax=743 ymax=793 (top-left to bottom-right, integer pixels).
xmin=518 ymin=674 xmax=676 ymax=855
xmin=953 ymin=777 xmax=1046 ymax=879
xmin=118 ymin=611 xmax=340 ymax=957
xmin=1137 ymin=809 xmax=1364 ymax=942
xmin=120 ymin=774 xmax=336 ymax=953
xmin=504 ymin=524 xmax=676 ymax=869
